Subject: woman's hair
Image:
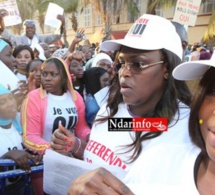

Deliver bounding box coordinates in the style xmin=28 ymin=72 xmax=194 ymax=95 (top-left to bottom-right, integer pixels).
xmin=26 ymin=59 xmax=44 ymax=78
xmin=84 ymin=67 xmax=108 ymax=96
xmin=96 ymin=49 xmax=191 ymax=162
xmin=42 ymin=58 xmax=68 ymax=93
xmin=189 ymin=67 xmax=215 ymax=156
xmin=13 ymin=44 xmax=34 ymax=59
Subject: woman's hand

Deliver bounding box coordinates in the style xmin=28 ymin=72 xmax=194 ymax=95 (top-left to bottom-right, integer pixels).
xmin=68 ymin=168 xmax=134 ymax=195
xmin=51 ymin=124 xmax=76 ymax=154
xmin=4 ymin=150 xmax=41 ymax=172
xmin=65 ymin=51 xmax=86 ymax=65
xmin=73 ymin=29 xmax=85 ymax=44
xmin=28 ymin=72 xmax=36 ymax=92
xmin=0 ymin=9 xmax=8 ymax=20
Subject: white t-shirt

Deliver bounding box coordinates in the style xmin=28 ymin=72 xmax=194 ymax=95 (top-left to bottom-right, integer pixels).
xmin=84 ymin=102 xmax=198 ymax=174
xmin=0 ymin=124 xmax=23 ymax=156
xmin=0 ymin=124 xmax=24 ymax=186
xmin=16 ymin=72 xmax=28 ymax=83
xmin=43 ymin=92 xmax=78 ymax=142
xmin=123 ymin=144 xmax=200 ymax=195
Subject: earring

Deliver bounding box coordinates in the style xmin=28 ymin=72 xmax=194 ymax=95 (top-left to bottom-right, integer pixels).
xmin=199 ymin=119 xmax=203 ymax=124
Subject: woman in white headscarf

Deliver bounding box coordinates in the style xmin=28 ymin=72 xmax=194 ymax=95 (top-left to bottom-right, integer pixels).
xmin=91 ymin=53 xmax=113 ymax=75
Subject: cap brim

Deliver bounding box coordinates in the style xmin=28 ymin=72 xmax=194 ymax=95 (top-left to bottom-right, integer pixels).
xmin=100 ymin=39 xmax=164 ymax=52
xmin=172 ymin=60 xmax=214 ymax=80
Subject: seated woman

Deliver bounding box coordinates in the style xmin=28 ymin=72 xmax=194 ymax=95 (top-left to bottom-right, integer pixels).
xmin=84 ymin=67 xmax=109 ymax=127
xmin=173 ymin=52 xmax=215 ymax=194
xmin=0 ymin=84 xmax=40 ymax=195
xmin=21 ymin=57 xmax=90 ymax=156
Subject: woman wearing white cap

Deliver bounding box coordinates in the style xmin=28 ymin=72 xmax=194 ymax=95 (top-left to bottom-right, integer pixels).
xmin=173 ymin=52 xmax=215 ymax=194
xmin=51 ymin=14 xmax=197 ymax=194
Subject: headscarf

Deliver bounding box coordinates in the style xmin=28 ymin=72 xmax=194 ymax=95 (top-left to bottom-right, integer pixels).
xmin=40 ymin=57 xmax=77 ymax=101
xmin=91 ymin=53 xmax=113 ymax=68
xmin=0 ymin=84 xmax=23 ymax=134
xmin=0 ymin=39 xmax=9 ymax=52
xmin=84 ymin=67 xmax=107 ymax=96
xmin=52 ymin=48 xmax=68 ymax=59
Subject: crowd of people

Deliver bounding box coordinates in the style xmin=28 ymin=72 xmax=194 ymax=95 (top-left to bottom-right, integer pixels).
xmin=0 ymin=7 xmax=215 ymax=195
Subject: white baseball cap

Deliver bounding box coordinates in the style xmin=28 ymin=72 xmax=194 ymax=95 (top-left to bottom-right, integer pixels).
xmin=100 ymin=14 xmax=182 ymax=60
xmin=173 ymin=52 xmax=215 ymax=80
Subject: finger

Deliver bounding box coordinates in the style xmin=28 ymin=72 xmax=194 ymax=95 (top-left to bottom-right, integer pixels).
xmin=59 ymin=124 xmax=73 ymax=137
xmin=51 ymin=147 xmax=68 ymax=154
xmin=18 ymin=156 xmax=31 ymax=172
xmin=101 ymin=169 xmax=134 ymax=195
xmin=69 ymin=168 xmax=122 ymax=195
xmin=52 ymin=133 xmax=68 ymax=145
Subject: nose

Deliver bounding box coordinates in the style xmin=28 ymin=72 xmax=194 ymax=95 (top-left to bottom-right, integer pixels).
xmin=7 ymin=98 xmax=15 ymax=108
xmin=119 ymin=64 xmax=131 ymax=78
xmin=77 ymin=64 xmax=83 ymax=70
xmin=207 ymin=110 xmax=215 ymax=132
xmin=45 ymin=74 xmax=51 ymax=81
xmin=35 ymin=70 xmax=41 ymax=77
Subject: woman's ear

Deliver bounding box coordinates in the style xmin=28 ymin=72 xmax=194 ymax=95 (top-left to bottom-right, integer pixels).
xmin=164 ymin=72 xmax=169 ymax=79
xmin=163 ymin=63 xmax=169 ymax=80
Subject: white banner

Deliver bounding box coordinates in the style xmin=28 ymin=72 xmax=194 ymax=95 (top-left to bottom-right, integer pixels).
xmin=173 ymin=0 xmax=201 ymax=26
xmin=44 ymin=3 xmax=64 ymax=28
xmin=0 ymin=0 xmax=22 ymax=26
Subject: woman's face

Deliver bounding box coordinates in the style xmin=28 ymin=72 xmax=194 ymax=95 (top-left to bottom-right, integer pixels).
xmin=100 ymin=72 xmax=109 ymax=89
xmin=0 ymin=45 xmax=16 ymax=71
xmin=0 ymin=93 xmax=17 ymax=119
xmin=16 ymin=49 xmax=32 ymax=72
xmin=118 ymin=46 xmax=167 ymax=114
xmin=199 ymin=93 xmax=215 ymax=161
xmin=29 ymin=61 xmax=42 ymax=88
xmin=97 ymin=59 xmax=112 ymax=74
xmin=69 ymin=59 xmax=84 ymax=79
xmin=41 ymin=61 xmax=63 ymax=96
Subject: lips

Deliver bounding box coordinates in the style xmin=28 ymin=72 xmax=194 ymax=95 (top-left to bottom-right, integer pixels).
xmin=120 ymin=81 xmax=132 ymax=96
xmin=120 ymin=82 xmax=130 ymax=89
xmin=78 ymin=72 xmax=84 ymax=76
xmin=19 ymin=63 xmax=27 ymax=68
xmin=208 ymin=128 xmax=215 ymax=147
xmin=43 ymin=84 xmax=52 ymax=89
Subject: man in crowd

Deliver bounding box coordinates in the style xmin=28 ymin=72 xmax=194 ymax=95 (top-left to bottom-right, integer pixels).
xmin=0 ymin=9 xmax=65 ymax=48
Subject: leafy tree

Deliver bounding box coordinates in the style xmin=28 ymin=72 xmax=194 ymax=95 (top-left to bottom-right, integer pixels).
xmin=78 ymin=0 xmax=139 ymax=41
xmin=146 ymin=0 xmax=215 ymax=46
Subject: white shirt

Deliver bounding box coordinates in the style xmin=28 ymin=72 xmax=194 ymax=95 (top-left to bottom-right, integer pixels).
xmin=43 ymin=92 xmax=78 ymax=141
xmin=84 ymin=101 xmax=200 ymax=181
xmin=0 ymin=124 xmax=23 ymax=156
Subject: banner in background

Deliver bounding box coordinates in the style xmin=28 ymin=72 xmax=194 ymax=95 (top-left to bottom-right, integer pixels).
xmin=44 ymin=3 xmax=64 ymax=28
xmin=173 ymin=0 xmax=201 ymax=26
xmin=0 ymin=0 xmax=21 ymax=26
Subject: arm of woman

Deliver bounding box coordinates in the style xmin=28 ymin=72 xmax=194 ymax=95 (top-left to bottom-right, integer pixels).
xmin=21 ymin=90 xmax=50 ymax=154
xmin=0 ymin=9 xmax=8 ymax=34
xmin=0 ymin=150 xmax=40 ymax=172
xmin=68 ymin=168 xmax=134 ymax=195
xmin=62 ymin=29 xmax=85 ymax=59
xmin=73 ymin=91 xmax=91 ymax=142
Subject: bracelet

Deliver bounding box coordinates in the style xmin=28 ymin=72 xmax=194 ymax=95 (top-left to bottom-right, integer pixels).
xmin=68 ymin=137 xmax=81 ymax=155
